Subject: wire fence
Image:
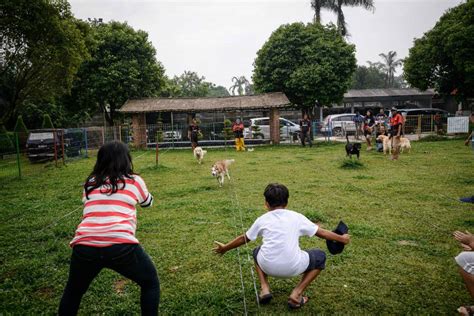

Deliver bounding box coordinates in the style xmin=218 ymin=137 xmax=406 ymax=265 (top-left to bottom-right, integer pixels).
xmin=0 ymin=115 xmax=470 ymax=181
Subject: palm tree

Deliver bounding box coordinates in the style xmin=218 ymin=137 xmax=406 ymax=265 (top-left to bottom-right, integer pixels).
xmin=310 ymin=0 xmax=334 ymax=24
xmin=229 ymin=76 xmax=250 ymax=96
xmin=378 ymin=51 xmax=403 ymax=88
xmin=317 ymin=0 xmax=374 ymax=36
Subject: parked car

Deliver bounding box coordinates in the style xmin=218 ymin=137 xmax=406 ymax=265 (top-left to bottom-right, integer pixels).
xmin=319 ymin=113 xmax=357 ymax=136
xmin=396 ymin=108 xmax=449 ymax=116
xmin=162 ymin=130 xmax=182 ymax=141
xmin=243 ymin=117 xmax=300 ymax=140
xmin=26 ymin=129 xmax=64 ymax=162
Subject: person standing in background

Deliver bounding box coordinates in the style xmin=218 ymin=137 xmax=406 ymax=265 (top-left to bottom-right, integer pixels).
xmin=188 ymin=118 xmax=200 ymax=151
xmin=299 ymin=114 xmax=312 ymax=147
xmin=232 ymin=118 xmax=246 ymax=151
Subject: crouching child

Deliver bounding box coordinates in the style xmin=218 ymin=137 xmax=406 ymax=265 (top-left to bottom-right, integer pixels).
xmin=213 ymin=183 xmax=350 ymax=309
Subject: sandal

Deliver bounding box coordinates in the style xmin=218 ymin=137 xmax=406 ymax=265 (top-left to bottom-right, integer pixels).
xmin=287 ymin=296 xmax=309 ymax=310
xmin=258 ymin=293 xmax=273 ymax=305
xmin=458 ymin=305 xmax=474 ymax=316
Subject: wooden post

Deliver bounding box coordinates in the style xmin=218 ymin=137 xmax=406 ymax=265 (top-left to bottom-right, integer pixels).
xmin=61 ymin=130 xmax=65 ymax=165
xmin=131 ymin=113 xmax=147 ymax=149
xmin=119 ymin=125 xmax=122 ymax=142
xmin=155 ymin=141 xmax=159 ymax=167
xmin=53 ymin=129 xmax=58 ymax=167
xmin=269 ymin=108 xmax=280 ymax=145
xmin=417 ymin=115 xmax=422 ymax=140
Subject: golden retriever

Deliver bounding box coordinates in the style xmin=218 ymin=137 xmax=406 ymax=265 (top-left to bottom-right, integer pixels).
xmin=193 ymin=147 xmax=207 ymax=164
xmin=377 ymin=135 xmax=411 ymax=155
xmin=377 ymin=135 xmax=391 ymax=155
xmin=211 ymin=159 xmax=234 ymax=187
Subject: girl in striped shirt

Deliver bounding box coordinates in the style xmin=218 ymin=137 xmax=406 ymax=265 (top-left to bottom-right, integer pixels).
xmin=59 ymin=141 xmax=158 ymax=315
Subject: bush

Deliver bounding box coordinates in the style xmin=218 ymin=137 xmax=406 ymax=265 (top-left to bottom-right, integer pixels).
xmin=42 ymin=114 xmax=54 ymax=129
xmin=223 ymin=119 xmax=233 ymax=140
xmin=0 ymin=124 xmax=15 ymax=155
xmin=13 ymin=116 xmax=29 ymax=148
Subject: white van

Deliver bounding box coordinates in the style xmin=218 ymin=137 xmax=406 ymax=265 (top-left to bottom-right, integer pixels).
xmin=244 ymin=117 xmax=301 ymax=140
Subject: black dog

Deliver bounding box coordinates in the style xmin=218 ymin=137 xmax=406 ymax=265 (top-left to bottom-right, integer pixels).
xmin=345 ymin=135 xmax=361 ymax=159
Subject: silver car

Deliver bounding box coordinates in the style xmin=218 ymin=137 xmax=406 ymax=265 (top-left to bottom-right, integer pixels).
xmin=244 ymin=117 xmax=301 ymax=140
xmin=320 ymin=113 xmax=358 ymax=136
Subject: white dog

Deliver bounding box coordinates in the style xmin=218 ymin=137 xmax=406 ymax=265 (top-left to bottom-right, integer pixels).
xmin=193 ymin=147 xmax=207 ymax=164
xmin=211 ymin=159 xmax=234 ymax=187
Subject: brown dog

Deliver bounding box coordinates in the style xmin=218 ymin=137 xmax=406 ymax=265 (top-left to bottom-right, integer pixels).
xmin=211 ymin=159 xmax=235 ymax=187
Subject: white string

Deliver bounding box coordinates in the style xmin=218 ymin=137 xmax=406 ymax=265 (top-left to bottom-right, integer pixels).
xmin=228 ymin=177 xmax=261 ymax=311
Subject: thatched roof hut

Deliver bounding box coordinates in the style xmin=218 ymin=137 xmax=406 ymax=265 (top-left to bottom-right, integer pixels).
xmin=118 ymin=92 xmax=290 ymax=113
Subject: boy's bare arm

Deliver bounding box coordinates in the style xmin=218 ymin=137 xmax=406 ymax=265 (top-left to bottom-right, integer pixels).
xmin=213 ymin=234 xmax=250 ymax=255
xmin=315 ymin=228 xmax=350 ymax=245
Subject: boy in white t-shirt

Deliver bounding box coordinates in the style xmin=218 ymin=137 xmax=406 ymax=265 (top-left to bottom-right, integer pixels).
xmin=213 ymin=183 xmax=350 ymax=309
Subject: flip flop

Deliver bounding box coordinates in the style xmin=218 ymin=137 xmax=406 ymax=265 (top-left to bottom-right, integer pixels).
xmin=287 ymin=296 xmax=309 ymax=310
xmin=258 ymin=293 xmax=273 ymax=305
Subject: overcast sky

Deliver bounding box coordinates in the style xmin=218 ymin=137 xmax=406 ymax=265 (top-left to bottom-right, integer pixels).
xmin=69 ymin=0 xmax=463 ymax=88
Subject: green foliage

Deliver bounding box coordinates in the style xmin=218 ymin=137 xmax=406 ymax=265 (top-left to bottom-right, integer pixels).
xmin=340 ymin=158 xmax=364 ymax=169
xmin=404 ymin=0 xmax=474 ymax=100
xmin=42 ymin=114 xmax=55 ymax=129
xmin=0 ymin=124 xmax=14 ymax=154
xmin=0 ymin=0 xmax=89 ymax=126
xmin=253 ymin=23 xmax=356 ymax=108
xmin=13 ymin=116 xmax=28 ymax=133
xmin=167 ymin=71 xmax=211 ymax=97
xmin=351 ymin=65 xmax=386 ymax=89
xmin=68 ymin=21 xmax=166 ymax=125
xmin=207 ymin=84 xmax=230 ymax=97
xmin=222 ymin=119 xmax=233 ymax=140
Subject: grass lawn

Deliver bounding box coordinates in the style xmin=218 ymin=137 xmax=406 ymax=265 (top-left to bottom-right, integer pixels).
xmin=1 ymin=140 xmax=473 ymax=315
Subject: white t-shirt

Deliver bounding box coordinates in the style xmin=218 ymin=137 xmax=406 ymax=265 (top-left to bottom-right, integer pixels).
xmin=246 ymin=209 xmax=318 ymax=278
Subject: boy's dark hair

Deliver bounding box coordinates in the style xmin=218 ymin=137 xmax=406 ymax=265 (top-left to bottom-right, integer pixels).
xmin=84 ymin=141 xmax=134 ymax=199
xmin=264 ymin=183 xmax=289 ymax=208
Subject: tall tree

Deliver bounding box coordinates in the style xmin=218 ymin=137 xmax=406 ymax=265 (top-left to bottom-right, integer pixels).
xmin=253 ymin=23 xmax=356 ymax=110
xmin=351 ymin=65 xmax=386 ymax=89
xmin=378 ymin=51 xmax=403 ymax=88
xmin=319 ymin=0 xmax=374 ymax=36
xmin=0 ymin=0 xmax=89 ymax=127
xmin=310 ymin=0 xmax=334 ymax=24
xmin=207 ymin=84 xmax=230 ymax=97
xmin=67 ymin=21 xmax=165 ymax=126
xmin=168 ymin=71 xmax=211 ymax=97
xmin=404 ymin=0 xmax=474 ymax=103
xmin=229 ymin=76 xmax=251 ymax=96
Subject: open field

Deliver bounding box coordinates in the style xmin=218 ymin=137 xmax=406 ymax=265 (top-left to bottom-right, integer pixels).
xmin=1 ymin=140 xmax=473 ymax=315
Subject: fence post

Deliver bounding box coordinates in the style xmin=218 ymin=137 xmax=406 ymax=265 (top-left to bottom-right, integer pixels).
xmin=83 ymin=128 xmax=88 ymax=158
xmin=53 ymin=129 xmax=58 ymax=167
xmin=101 ymin=127 xmax=105 ymax=146
xmin=417 ymin=115 xmax=422 ymax=140
xmin=119 ymin=125 xmax=122 ymax=142
xmin=155 ymin=141 xmax=159 ymax=167
xmin=61 ymin=130 xmax=65 ymax=165
xmin=15 ymin=132 xmax=21 ymax=179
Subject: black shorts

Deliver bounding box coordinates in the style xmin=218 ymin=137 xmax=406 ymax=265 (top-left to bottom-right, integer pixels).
xmin=252 ymin=247 xmax=326 ymax=272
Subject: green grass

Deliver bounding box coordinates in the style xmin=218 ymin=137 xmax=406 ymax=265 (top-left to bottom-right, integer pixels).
xmin=1 ymin=140 xmax=474 ymax=314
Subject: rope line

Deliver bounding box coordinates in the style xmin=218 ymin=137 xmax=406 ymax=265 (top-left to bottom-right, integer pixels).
xmin=228 ymin=176 xmax=260 ymax=312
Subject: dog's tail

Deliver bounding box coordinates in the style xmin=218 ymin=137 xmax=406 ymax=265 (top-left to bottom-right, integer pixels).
xmin=346 ymin=134 xmax=349 ymax=144
xmin=226 ymin=159 xmax=235 ymax=164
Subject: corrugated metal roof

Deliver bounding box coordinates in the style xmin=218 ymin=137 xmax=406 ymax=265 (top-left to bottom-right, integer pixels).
xmin=343 ymin=88 xmax=435 ymax=102
xmin=118 ymin=92 xmax=290 ymax=113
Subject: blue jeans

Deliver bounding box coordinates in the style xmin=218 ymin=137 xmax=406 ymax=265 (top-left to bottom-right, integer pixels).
xmin=59 ymin=244 xmax=159 ymax=315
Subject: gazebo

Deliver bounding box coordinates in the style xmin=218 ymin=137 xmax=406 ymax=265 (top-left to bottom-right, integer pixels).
xmin=118 ymin=92 xmax=291 ymax=148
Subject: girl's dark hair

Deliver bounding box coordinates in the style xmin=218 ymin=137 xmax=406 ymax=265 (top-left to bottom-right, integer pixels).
xmin=84 ymin=141 xmax=134 ymax=199
xmin=264 ymin=183 xmax=289 ymax=208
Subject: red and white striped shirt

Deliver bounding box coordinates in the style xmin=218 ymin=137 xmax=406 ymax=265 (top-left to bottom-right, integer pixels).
xmin=70 ymin=175 xmax=153 ymax=247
